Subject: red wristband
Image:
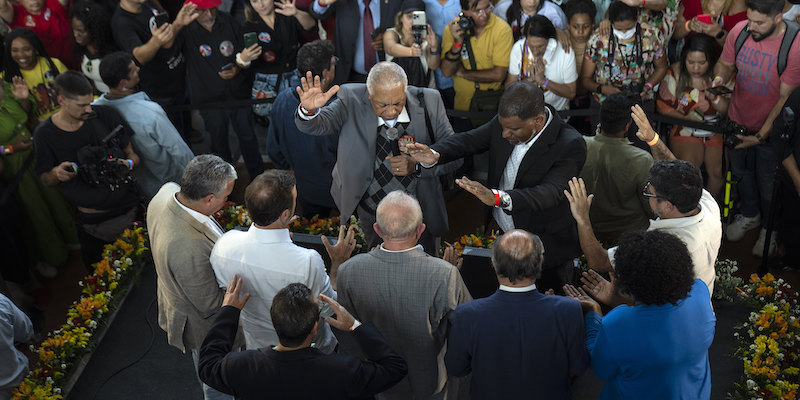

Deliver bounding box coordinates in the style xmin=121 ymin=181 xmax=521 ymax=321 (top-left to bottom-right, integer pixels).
xmin=452 ymin=42 xmax=463 ymax=48
xmin=493 ymin=189 xmax=501 ymax=207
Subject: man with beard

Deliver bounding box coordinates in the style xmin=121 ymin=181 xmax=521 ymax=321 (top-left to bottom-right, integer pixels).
xmin=712 ymin=0 xmax=800 ymax=256
xmin=34 ymin=71 xmax=141 ymax=268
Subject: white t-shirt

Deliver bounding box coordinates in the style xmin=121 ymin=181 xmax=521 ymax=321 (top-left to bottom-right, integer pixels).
xmin=783 ymin=4 xmax=800 ymax=23
xmin=493 ymin=0 xmax=567 ymax=30
xmin=508 ymin=37 xmax=577 ymax=110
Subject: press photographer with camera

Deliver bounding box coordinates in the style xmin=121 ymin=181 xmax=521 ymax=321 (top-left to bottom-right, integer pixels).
xmin=711 ymin=0 xmax=800 ymax=257
xmin=34 ymin=71 xmax=140 ymax=270
xmin=384 ymin=0 xmax=440 ymax=88
xmin=441 ymin=0 xmax=513 ymax=130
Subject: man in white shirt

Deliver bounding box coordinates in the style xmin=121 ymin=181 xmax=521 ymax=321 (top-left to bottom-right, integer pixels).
xmin=210 ymin=170 xmax=355 ymax=353
xmin=147 ymin=154 xmax=237 ymax=400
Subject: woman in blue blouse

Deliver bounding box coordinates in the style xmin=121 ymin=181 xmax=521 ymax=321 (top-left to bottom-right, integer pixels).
xmin=565 ymin=230 xmax=716 ymax=399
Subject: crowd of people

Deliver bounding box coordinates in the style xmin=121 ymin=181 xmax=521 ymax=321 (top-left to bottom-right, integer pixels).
xmin=2 ymin=0 xmax=800 ymax=397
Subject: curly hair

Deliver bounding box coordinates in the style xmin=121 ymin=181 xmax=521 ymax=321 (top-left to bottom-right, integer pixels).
xmin=613 ymin=230 xmax=695 ymax=305
xmin=649 ymin=160 xmax=703 ymax=213
xmin=2 ymin=28 xmax=60 ymax=83
xmin=69 ymin=2 xmax=116 ymax=59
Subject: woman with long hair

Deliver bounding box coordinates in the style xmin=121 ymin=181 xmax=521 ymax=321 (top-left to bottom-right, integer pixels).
xmin=69 ymin=1 xmax=118 ymax=93
xmin=238 ymin=0 xmax=315 ymax=119
xmin=384 ymin=0 xmax=439 ymax=88
xmin=656 ymin=33 xmax=729 ymax=198
xmin=494 ymin=0 xmax=567 ymax=41
xmin=2 ymin=28 xmax=67 ymax=122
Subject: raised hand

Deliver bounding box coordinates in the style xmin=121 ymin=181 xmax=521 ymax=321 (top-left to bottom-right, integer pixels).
xmin=563 ymin=177 xmax=593 ymax=226
xmin=321 ymin=225 xmax=357 ymax=266
xmin=456 ymin=176 xmax=494 ymax=206
xmin=222 ymin=275 xmax=251 ymax=310
xmin=296 ymin=71 xmax=339 ymax=113
xmin=319 ymin=294 xmax=356 ymax=331
xmin=173 ymin=2 xmax=199 ymax=28
xmin=563 ymin=284 xmax=602 ymax=314
xmin=631 ymin=104 xmax=656 ymax=143
xmin=275 ymin=0 xmax=298 ymax=16
xmin=580 ymin=269 xmax=616 ymax=306
xmin=11 ymin=76 xmax=29 ymax=100
xmin=443 ymin=244 xmax=463 ymax=270
xmin=405 ymin=142 xmax=439 ymax=165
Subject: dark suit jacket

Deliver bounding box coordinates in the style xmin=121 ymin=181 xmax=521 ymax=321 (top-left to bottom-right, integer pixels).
xmin=309 ymin=0 xmax=401 ymax=84
xmin=432 ymin=106 xmax=587 ymax=268
xmin=445 ymin=289 xmax=589 ymax=400
xmin=199 ymin=306 xmax=408 ymax=400
xmin=295 ymin=84 xmax=461 ymax=236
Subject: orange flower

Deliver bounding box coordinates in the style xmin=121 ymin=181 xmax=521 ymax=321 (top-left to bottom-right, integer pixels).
xmin=750 ymin=273 xmax=760 ymax=283
xmin=763 ymin=273 xmax=775 ymax=283
xmin=756 ymin=285 xmax=774 ymax=297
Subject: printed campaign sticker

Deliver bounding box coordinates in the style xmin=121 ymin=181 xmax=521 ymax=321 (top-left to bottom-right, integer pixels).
xmin=259 ymin=32 xmax=271 ymax=43
xmin=43 ymin=8 xmax=51 ymax=20
xmin=263 ymin=50 xmax=276 ymax=62
xmin=24 ymin=15 xmax=35 ymax=27
xmin=399 ymin=134 xmax=416 ymax=153
xmin=199 ymin=44 xmax=212 ymax=57
xmin=219 ymin=40 xmax=234 ymax=57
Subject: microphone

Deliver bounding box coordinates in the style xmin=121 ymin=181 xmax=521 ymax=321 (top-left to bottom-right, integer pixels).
xmin=386 ymin=126 xmax=401 ymax=156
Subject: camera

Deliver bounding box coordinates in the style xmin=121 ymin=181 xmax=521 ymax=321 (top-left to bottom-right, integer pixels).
xmin=75 ymin=125 xmax=135 ymax=191
xmin=411 ymin=11 xmax=427 ymax=45
xmin=620 ymin=83 xmax=644 ymax=105
xmin=457 ymin=12 xmax=474 ymax=37
xmin=721 ymin=117 xmax=755 ymax=149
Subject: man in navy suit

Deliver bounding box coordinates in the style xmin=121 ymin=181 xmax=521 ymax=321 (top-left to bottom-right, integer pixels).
xmin=444 ymin=229 xmax=589 ymax=399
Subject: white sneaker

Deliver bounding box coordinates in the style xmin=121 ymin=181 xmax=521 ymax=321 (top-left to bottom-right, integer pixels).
xmin=752 ymin=228 xmax=777 ymax=258
xmin=726 ymin=214 xmax=761 ymax=242
xmin=35 ymin=262 xmax=58 ymax=278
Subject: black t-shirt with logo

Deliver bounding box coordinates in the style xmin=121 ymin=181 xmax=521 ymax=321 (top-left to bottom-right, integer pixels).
xmin=111 ymin=3 xmax=186 ymax=99
xmin=241 ymin=14 xmax=308 ymax=75
xmin=176 ymin=12 xmax=251 ymax=104
xmin=34 ymin=105 xmax=139 ymax=211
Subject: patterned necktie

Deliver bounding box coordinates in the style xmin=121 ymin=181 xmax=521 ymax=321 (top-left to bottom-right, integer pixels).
xmin=363 ymin=0 xmax=376 ymax=70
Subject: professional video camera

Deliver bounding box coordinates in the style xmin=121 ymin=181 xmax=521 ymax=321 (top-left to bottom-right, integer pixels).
xmin=721 ymin=117 xmax=756 ymax=149
xmin=75 ymin=124 xmax=134 ymax=191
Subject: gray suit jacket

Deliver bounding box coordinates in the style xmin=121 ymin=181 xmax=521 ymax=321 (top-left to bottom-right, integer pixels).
xmin=295 ymin=84 xmax=460 ymax=236
xmin=335 ymin=246 xmax=472 ymax=399
xmin=147 ymin=183 xmax=225 ymax=352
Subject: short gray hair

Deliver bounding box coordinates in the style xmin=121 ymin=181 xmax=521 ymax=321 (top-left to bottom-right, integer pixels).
xmin=180 ymin=155 xmax=238 ymax=201
xmin=375 ymin=191 xmax=422 ymax=239
xmin=366 ymin=62 xmax=408 ymax=95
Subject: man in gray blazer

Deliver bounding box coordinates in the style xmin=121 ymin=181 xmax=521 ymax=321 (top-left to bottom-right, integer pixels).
xmin=295 ymin=62 xmax=460 ymax=254
xmin=335 ymin=191 xmax=472 ymax=400
xmin=146 ymin=155 xmax=238 ymax=400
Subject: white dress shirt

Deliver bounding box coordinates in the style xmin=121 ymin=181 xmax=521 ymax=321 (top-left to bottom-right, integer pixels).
xmin=173 ymin=193 xmax=224 ymax=240
xmin=210 ymin=226 xmax=338 ymax=352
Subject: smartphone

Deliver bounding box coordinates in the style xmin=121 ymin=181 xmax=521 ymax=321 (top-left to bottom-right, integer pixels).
xmin=244 ymin=32 xmax=258 ymax=48
xmin=412 ymin=11 xmax=427 ymax=27
xmin=154 ymin=11 xmax=169 ymax=28
xmin=220 ymin=63 xmax=234 ymax=71
xmin=697 ymin=14 xmax=713 ymax=24
xmin=707 ymin=86 xmax=733 ymax=96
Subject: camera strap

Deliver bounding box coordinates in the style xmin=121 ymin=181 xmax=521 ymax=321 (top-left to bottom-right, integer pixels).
xmin=607 ymin=24 xmax=643 ymax=83
xmin=464 ymin=38 xmax=482 ymax=90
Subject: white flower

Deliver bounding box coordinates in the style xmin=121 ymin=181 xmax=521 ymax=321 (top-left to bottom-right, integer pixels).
xmin=746 ymin=379 xmax=757 ymax=389
xmin=46 ymin=377 xmax=54 ymax=385
xmin=125 ymin=257 xmax=132 ymax=264
xmin=113 ymin=260 xmax=121 ymax=267
xmin=29 ymin=345 xmax=35 ymax=351
xmin=54 ymin=387 xmax=62 ymax=394
xmin=78 ymin=281 xmax=84 ymax=286
xmin=61 ymin=363 xmax=66 ymax=369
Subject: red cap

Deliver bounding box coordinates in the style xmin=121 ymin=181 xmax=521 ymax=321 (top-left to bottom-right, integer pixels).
xmin=184 ymin=0 xmax=221 ymax=9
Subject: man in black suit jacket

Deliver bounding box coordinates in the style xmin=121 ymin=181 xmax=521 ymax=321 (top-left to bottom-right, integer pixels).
xmin=309 ymin=0 xmax=402 ymax=84
xmin=408 ymin=82 xmax=587 ymax=292
xmin=199 ymin=277 xmax=408 ymax=400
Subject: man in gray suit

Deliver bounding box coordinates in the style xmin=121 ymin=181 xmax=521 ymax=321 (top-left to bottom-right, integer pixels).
xmin=147 ymin=154 xmax=237 ymax=400
xmin=335 ymin=191 xmax=472 ymax=400
xmin=295 ymin=62 xmax=460 ymax=254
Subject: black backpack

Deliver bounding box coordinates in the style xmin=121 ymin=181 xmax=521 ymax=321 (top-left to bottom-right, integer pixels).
xmin=733 ymin=21 xmax=800 ymax=76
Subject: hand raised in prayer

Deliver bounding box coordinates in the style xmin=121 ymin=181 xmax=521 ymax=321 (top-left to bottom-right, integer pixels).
xmin=222 ymin=275 xmax=250 ymax=310
xmin=322 ymin=225 xmax=357 ymax=266
xmin=406 ymin=143 xmax=440 ymax=165
xmin=297 ymin=71 xmax=340 ymax=113
xmin=563 ymin=284 xmax=602 ymax=314
xmin=563 ymin=177 xmax=593 ymax=226
xmin=443 ymin=244 xmax=463 ymax=270
xmin=456 ymin=176 xmax=495 ymax=206
xmin=320 ymin=294 xmax=356 ymax=331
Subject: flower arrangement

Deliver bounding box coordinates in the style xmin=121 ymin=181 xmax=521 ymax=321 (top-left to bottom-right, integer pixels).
xmin=290 ymin=215 xmax=368 ymax=253
xmin=213 ymin=201 xmax=252 ymax=231
xmin=729 ymin=274 xmax=800 ymax=400
xmin=714 ymin=259 xmax=744 ymax=302
xmin=12 ymin=224 xmax=151 ymax=400
xmin=446 ymin=226 xmax=498 ymax=256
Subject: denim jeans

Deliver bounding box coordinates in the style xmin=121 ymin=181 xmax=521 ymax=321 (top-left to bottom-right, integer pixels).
xmin=728 ymin=142 xmax=778 ymax=227
xmin=204 ymin=107 xmax=265 ymax=179
xmin=252 ymin=70 xmax=301 ymax=117
xmin=191 ymin=349 xmax=234 ymax=400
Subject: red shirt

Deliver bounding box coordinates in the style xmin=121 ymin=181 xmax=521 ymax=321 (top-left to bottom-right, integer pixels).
xmin=11 ymin=0 xmax=76 ymax=69
xmin=682 ymin=0 xmax=747 ymax=34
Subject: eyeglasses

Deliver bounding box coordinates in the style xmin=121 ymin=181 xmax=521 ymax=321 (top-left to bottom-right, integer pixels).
xmin=642 ymin=182 xmax=659 ymax=199
xmin=331 ymin=56 xmax=340 ymax=66
xmin=474 ymin=4 xmax=492 ymax=15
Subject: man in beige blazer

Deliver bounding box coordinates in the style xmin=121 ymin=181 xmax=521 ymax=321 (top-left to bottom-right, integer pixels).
xmin=146 ymin=154 xmax=238 ymax=400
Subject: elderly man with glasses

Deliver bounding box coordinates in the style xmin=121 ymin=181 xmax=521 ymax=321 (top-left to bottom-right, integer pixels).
xmin=565 ymin=104 xmax=722 ymax=299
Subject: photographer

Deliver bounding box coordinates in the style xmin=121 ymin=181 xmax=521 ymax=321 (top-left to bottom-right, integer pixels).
xmin=34 ymin=71 xmax=140 ymax=269
xmin=384 ymin=0 xmax=440 ymax=88
xmin=441 ymin=0 xmax=513 ymax=130
xmin=580 ymin=1 xmax=668 ymax=105
xmin=772 ymin=86 xmax=800 ymax=271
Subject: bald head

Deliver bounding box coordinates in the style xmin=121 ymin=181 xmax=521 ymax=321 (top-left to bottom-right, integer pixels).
xmin=491 ymin=229 xmax=544 ymax=283
xmin=375 ymin=191 xmax=423 ymax=240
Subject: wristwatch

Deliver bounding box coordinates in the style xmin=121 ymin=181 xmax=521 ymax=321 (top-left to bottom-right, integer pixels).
xmin=715 ymin=29 xmax=725 ymax=39
xmin=499 ymin=191 xmax=511 ymax=208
